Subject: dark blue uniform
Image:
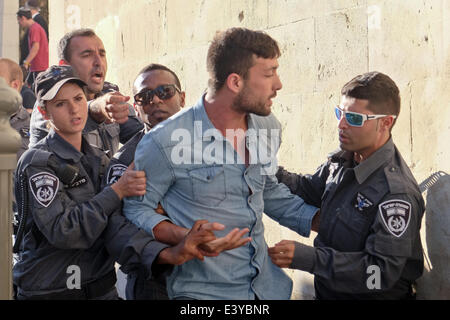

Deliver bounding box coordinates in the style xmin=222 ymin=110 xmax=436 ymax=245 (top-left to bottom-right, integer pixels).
xmin=105 ymin=128 xmax=170 ymax=300
xmin=276 ymin=138 xmax=424 ymax=299
xmin=13 ymin=129 xmax=169 ymax=299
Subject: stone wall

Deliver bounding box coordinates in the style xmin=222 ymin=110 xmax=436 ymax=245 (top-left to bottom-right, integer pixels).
xmin=0 ymin=0 xmax=19 ymax=61
xmin=48 ymin=0 xmax=450 ymax=299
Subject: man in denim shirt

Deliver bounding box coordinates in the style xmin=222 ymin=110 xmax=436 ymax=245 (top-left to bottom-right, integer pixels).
xmin=123 ymin=28 xmax=319 ymax=300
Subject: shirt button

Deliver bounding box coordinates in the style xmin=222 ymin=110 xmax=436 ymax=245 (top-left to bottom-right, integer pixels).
xmin=390 ymin=167 xmax=396 ymax=172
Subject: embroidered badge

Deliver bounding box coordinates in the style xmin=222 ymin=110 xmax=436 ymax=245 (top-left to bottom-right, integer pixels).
xmin=107 ymin=164 xmax=127 ymax=184
xmin=29 ymin=172 xmax=59 ymax=207
xmin=353 ymin=192 xmax=374 ymax=212
xmin=378 ymin=200 xmax=411 ymax=237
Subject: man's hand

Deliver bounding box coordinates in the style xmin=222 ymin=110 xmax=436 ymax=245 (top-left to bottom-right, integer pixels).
xmin=268 ymin=240 xmax=296 ymax=268
xmin=198 ymin=226 xmax=251 ymax=255
xmin=111 ymin=162 xmax=146 ymax=199
xmin=89 ymin=91 xmax=131 ymax=124
xmin=157 ymin=220 xmax=222 ymax=265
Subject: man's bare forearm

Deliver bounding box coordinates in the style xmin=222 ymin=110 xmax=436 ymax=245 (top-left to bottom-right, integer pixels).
xmin=153 ymin=221 xmax=189 ymax=246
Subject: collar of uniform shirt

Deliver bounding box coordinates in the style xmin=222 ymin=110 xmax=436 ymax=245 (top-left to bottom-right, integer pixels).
xmin=353 ymin=137 xmax=395 ymax=185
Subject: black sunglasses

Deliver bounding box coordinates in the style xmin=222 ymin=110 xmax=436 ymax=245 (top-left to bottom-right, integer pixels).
xmin=134 ymin=84 xmax=181 ymax=106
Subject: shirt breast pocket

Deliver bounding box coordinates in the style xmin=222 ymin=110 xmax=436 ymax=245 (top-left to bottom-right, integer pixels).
xmin=331 ymin=206 xmax=373 ymax=251
xmin=188 ymin=165 xmax=226 ymax=206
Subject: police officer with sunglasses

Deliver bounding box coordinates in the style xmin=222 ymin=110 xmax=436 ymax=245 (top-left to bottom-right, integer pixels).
xmin=270 ymin=71 xmax=425 ymax=299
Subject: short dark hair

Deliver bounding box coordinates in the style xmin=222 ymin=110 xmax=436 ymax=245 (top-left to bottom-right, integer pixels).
xmin=206 ymin=28 xmax=281 ymax=92
xmin=58 ymin=28 xmax=97 ymax=62
xmin=341 ymin=71 xmax=401 ymax=123
xmin=133 ymin=63 xmax=181 ymax=94
xmin=26 ymin=0 xmax=40 ymax=10
xmin=17 ymin=8 xmax=32 ymax=19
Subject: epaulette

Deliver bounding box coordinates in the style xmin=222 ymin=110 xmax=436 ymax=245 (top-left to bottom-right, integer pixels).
xmin=21 ymin=148 xmax=52 ymax=171
xmin=384 ymin=165 xmax=408 ymax=194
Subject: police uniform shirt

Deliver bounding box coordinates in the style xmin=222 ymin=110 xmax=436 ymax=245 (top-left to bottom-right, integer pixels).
xmin=9 ymin=105 xmax=31 ymax=160
xmin=276 ymin=138 xmax=425 ymax=299
xmin=13 ymin=129 xmax=167 ymax=297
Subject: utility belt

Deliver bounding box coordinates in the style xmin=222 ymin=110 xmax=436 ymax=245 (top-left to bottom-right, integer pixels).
xmin=17 ymin=270 xmax=117 ymax=300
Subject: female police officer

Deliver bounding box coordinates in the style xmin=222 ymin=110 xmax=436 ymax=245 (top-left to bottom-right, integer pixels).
xmin=12 ymin=65 xmax=220 ymax=300
xmin=12 ymin=65 xmax=149 ymax=299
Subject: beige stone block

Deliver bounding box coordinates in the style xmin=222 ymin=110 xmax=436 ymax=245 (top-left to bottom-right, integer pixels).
xmin=367 ymin=0 xmax=446 ymax=88
xmin=390 ymin=82 xmax=413 ymax=166
xmin=146 ymin=44 xmax=210 ymax=107
xmin=268 ymin=0 xmax=365 ymax=28
xmin=314 ymin=6 xmax=368 ymax=93
xmin=409 ymin=77 xmax=450 ymax=180
xmin=165 ymin=0 xmax=233 ymax=53
xmin=273 ymin=91 xmax=339 ymax=174
xmin=267 ymin=18 xmax=316 ymax=95
xmin=230 ymin=0 xmax=268 ymax=29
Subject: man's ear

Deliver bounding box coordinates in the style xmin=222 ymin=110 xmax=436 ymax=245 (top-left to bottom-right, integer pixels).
xmin=380 ymin=115 xmax=395 ymax=132
xmin=38 ymin=105 xmax=50 ymax=120
xmin=59 ymin=59 xmax=69 ymax=66
xmin=225 ymin=73 xmax=243 ymax=95
xmin=179 ymin=91 xmax=186 ymax=108
xmin=10 ymin=79 xmax=21 ymax=91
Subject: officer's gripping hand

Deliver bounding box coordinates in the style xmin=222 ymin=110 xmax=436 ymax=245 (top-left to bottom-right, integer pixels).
xmin=268 ymin=240 xmax=296 ymax=268
xmin=111 ymin=162 xmax=146 ymax=200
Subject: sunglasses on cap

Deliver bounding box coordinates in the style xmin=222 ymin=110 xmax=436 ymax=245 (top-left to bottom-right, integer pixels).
xmin=334 ymin=106 xmax=397 ymax=127
xmin=134 ymin=84 xmax=181 ymax=106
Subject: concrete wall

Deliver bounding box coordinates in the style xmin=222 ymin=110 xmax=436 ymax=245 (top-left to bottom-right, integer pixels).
xmin=0 ymin=0 xmax=19 ymax=61
xmin=48 ymin=0 xmax=450 ymax=299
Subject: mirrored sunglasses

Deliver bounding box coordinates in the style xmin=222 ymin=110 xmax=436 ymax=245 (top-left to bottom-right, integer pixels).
xmin=334 ymin=106 xmax=396 ymax=127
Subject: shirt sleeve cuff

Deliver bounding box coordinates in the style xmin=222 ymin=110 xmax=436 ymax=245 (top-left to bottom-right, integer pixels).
xmin=95 ymin=186 xmax=122 ymax=216
xmin=141 ymin=241 xmax=172 ymax=279
xmin=290 ymin=242 xmax=316 ymax=273
xmin=297 ymin=207 xmax=319 ymax=237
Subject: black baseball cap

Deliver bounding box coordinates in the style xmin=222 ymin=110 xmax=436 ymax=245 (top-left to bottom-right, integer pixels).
xmin=35 ymin=65 xmax=86 ymax=105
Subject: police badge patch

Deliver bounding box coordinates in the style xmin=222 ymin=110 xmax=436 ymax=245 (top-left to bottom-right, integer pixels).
xmin=378 ymin=200 xmax=411 ymax=237
xmin=107 ymin=164 xmax=128 ymax=184
xmin=29 ymin=172 xmax=59 ymax=207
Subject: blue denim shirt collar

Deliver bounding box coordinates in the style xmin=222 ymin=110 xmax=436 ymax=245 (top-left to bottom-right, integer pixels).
xmin=192 ymin=94 xmax=261 ymax=140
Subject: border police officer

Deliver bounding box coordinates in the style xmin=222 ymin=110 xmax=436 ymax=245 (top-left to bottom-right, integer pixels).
xmin=269 ymin=72 xmax=424 ymax=300
xmin=13 ymin=65 xmax=217 ymax=299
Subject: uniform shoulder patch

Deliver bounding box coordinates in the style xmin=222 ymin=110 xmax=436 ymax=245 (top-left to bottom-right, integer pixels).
xmin=29 ymin=172 xmax=59 ymax=207
xmin=378 ymin=199 xmax=411 ymax=237
xmin=107 ymin=164 xmax=128 ymax=184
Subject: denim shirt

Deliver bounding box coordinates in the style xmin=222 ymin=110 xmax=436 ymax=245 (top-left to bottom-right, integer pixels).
xmin=123 ymin=95 xmax=318 ymax=300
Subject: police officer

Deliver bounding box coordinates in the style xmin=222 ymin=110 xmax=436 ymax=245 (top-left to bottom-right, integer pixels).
xmin=0 ymin=58 xmax=31 ymax=160
xmin=29 ymin=28 xmax=143 ymax=157
xmin=13 ymin=65 xmax=219 ymax=300
xmin=269 ymin=72 xmax=424 ymax=299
